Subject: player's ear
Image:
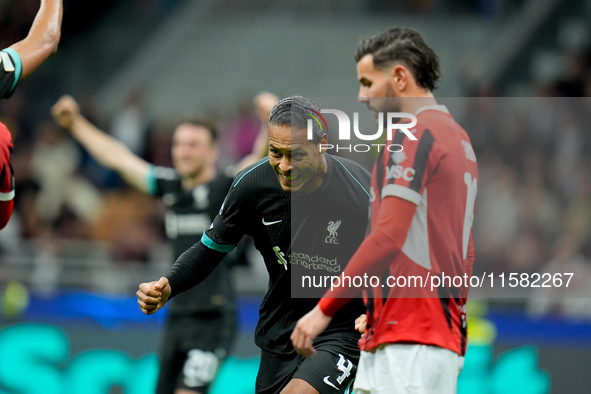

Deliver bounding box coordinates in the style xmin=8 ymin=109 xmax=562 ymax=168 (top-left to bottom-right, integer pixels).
xmin=391 ymin=64 xmax=409 ymax=92
xmin=318 ymin=133 xmax=328 ymax=153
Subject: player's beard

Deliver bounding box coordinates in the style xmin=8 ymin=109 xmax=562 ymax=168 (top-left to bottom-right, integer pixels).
xmin=189 ymin=163 xmax=205 ymax=181
xmin=369 ymin=83 xmax=401 ymax=114
xmin=178 ymin=160 xmax=205 ymax=183
xmin=383 ymin=82 xmax=401 ymax=112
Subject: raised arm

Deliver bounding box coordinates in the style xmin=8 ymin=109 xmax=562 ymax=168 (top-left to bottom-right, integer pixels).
xmin=235 ymin=91 xmax=278 ymax=172
xmin=9 ymin=0 xmax=63 ymax=79
xmin=51 ymin=95 xmax=151 ymax=193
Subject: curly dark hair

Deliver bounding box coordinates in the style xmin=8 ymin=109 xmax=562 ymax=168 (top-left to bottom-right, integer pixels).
xmin=355 ymin=26 xmax=441 ymax=91
xmin=268 ymin=95 xmax=323 ymax=144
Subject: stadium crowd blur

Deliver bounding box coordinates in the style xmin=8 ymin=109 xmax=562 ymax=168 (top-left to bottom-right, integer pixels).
xmin=0 ymin=0 xmax=590 ymax=319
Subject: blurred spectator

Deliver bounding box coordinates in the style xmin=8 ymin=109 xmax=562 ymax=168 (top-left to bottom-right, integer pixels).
xmin=0 ymin=91 xmax=34 ymax=147
xmin=10 ymin=146 xmax=41 ymax=239
xmin=110 ymin=85 xmax=151 ymax=157
xmin=30 ymin=121 xmax=103 ymax=236
xmin=217 ymin=96 xmax=261 ymax=168
xmin=473 ymin=156 xmax=520 ymax=273
xmin=549 ymin=117 xmax=585 ymax=204
xmin=519 ymin=150 xmax=562 ymax=252
xmin=91 ymin=189 xmax=161 ymax=262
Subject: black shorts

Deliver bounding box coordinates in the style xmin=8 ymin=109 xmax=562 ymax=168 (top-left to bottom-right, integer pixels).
xmin=256 ymin=332 xmax=360 ymax=394
xmin=156 ymin=310 xmax=236 ymax=394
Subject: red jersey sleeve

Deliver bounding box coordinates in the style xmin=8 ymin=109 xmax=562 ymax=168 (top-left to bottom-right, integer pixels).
xmin=0 ymin=123 xmax=15 ymax=229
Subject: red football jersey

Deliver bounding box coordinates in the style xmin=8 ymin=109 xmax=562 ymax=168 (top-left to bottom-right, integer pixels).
xmin=0 ymin=122 xmax=15 ymax=228
xmin=359 ymin=105 xmax=478 ymax=356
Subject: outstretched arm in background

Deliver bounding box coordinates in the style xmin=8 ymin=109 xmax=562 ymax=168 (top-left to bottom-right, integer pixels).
xmin=51 ymin=95 xmax=151 ymax=193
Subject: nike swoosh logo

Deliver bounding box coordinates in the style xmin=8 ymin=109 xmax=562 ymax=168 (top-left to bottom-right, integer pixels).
xmin=262 ymin=218 xmax=282 ymax=226
xmin=323 ymin=376 xmax=339 ymax=390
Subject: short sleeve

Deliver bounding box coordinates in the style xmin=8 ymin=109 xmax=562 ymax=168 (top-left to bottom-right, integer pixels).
xmin=147 ymin=165 xmax=180 ymax=197
xmin=0 ymin=49 xmax=22 ymax=99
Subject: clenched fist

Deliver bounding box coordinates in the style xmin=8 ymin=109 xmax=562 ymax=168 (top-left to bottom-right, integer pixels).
xmin=137 ymin=277 xmax=171 ymax=315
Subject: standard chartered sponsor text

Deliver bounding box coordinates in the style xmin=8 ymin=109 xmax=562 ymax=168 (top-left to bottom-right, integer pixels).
xmin=290 ymin=252 xmax=342 ymax=273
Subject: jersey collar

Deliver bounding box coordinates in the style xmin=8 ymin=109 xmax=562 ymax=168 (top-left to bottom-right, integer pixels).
xmin=415 ymin=105 xmax=449 ymax=115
